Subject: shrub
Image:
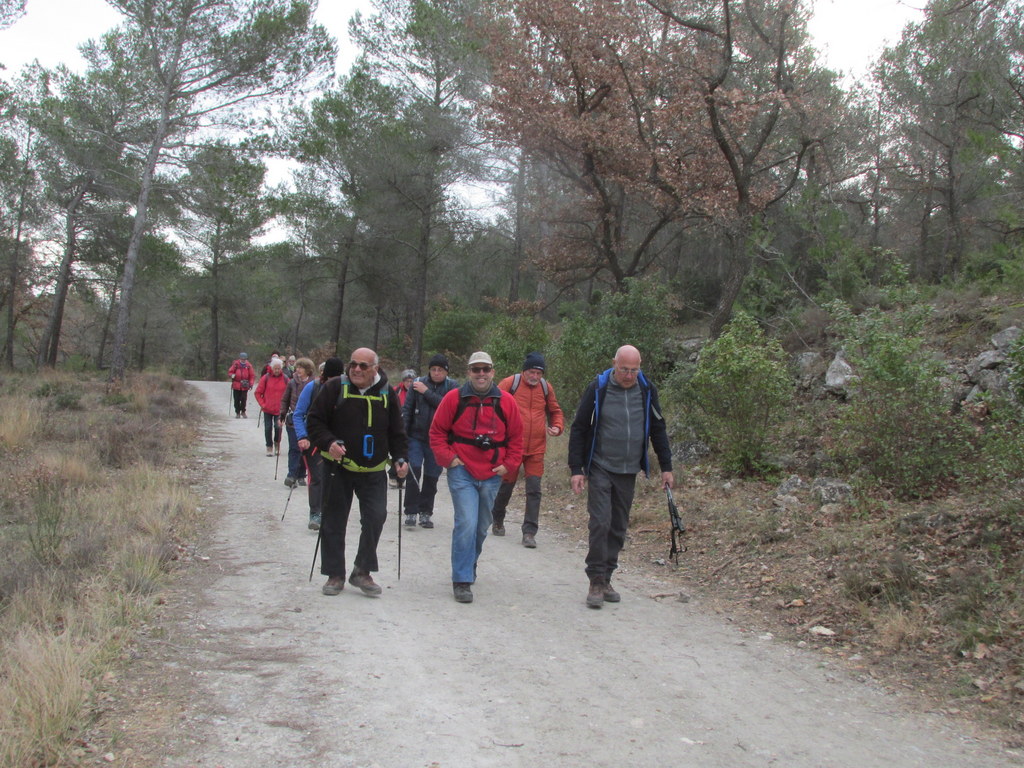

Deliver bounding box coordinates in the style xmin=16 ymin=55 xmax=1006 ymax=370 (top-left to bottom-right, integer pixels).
xmin=828 ymin=300 xmax=968 ymax=498
xmin=423 ymin=301 xmax=491 ymax=358
xmin=549 ymin=277 xmax=671 ymax=408
xmin=686 ymin=312 xmax=790 ymax=476
xmin=484 ymin=315 xmax=551 ymax=378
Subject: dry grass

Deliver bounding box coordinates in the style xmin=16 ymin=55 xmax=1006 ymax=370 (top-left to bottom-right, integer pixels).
xmin=0 ymin=372 xmax=199 ymax=766
xmin=0 ymin=397 xmax=38 ymax=451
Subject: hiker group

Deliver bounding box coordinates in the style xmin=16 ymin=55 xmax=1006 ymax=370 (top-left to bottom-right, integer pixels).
xmin=226 ymin=344 xmax=673 ymax=608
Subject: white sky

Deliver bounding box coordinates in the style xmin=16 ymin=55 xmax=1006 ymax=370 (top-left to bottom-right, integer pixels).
xmin=0 ymin=0 xmax=925 ymax=81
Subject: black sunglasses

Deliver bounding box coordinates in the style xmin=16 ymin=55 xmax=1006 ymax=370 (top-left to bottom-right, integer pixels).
xmin=469 ymin=365 xmax=493 ymax=373
xmin=348 ymin=360 xmax=373 ymax=370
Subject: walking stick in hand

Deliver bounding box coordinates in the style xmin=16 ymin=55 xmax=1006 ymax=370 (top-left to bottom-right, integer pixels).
xmin=395 ymin=460 xmax=406 ymax=580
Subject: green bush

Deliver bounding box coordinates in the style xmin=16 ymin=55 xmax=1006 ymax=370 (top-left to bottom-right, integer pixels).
xmin=549 ymin=277 xmax=671 ymax=408
xmin=829 ymin=300 xmax=967 ymax=498
xmin=423 ymin=301 xmax=491 ymax=358
xmin=686 ymin=312 xmax=790 ymax=476
xmin=484 ymin=315 xmax=551 ymax=378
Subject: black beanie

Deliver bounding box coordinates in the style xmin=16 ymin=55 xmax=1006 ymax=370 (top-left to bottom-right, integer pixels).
xmin=428 ymin=353 xmax=449 ymax=371
xmin=323 ymin=357 xmax=345 ymax=378
xmin=522 ymin=352 xmax=545 ymax=371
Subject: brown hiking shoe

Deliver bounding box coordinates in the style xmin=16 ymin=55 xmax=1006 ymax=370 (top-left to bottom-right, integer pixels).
xmin=586 ymin=579 xmax=604 ymax=609
xmin=603 ymin=581 xmax=621 ymax=602
xmin=349 ymin=568 xmax=382 ymax=596
xmin=322 ymin=575 xmax=344 ymax=596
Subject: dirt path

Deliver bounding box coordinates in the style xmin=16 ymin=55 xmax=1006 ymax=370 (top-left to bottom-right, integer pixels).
xmin=109 ymin=381 xmax=1022 ymax=767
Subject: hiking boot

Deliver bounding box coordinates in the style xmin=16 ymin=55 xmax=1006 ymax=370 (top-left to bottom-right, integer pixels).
xmin=235 ymin=413 xmax=241 ymax=419
xmin=298 ymin=477 xmax=307 ymax=486
xmin=241 ymin=411 xmax=247 ymax=419
xmin=308 ymin=513 xmax=321 ymax=531
xmin=284 ymin=476 xmax=297 ymax=488
xmin=522 ymin=533 xmax=536 ymax=548
xmin=419 ymin=514 xmax=433 ymax=529
xmin=603 ymin=581 xmax=621 ymax=602
xmin=266 ymin=447 xmax=273 ymax=457
xmin=322 ymin=576 xmax=344 ymax=596
xmin=404 ymin=514 xmax=417 ymax=527
xmin=453 ymin=583 xmax=473 ymax=603
xmin=586 ymin=579 xmax=605 ymax=609
xmin=349 ymin=568 xmax=382 ymax=596
xmin=492 ymin=522 xmax=505 ymax=536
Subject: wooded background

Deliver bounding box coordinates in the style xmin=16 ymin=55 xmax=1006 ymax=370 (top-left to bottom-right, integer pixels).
xmin=1 ymin=0 xmax=1021 ymax=386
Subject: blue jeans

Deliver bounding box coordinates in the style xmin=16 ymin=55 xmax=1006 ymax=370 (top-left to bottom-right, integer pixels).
xmin=405 ymin=437 xmax=442 ymax=516
xmin=286 ymin=423 xmax=303 ymax=479
xmin=447 ymin=465 xmax=501 ymax=583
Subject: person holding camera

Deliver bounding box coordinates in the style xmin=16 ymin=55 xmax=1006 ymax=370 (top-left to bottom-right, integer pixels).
xmin=429 ymin=351 xmax=524 ymax=604
xmin=306 ymin=347 xmax=409 ymax=598
xmin=227 ymin=352 xmax=255 ymax=418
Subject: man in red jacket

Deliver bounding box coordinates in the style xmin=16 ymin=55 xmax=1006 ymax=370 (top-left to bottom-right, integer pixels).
xmin=430 ymin=351 xmax=524 ymax=604
xmin=227 ymin=352 xmax=256 ymax=418
xmin=255 ymin=358 xmax=288 ymax=457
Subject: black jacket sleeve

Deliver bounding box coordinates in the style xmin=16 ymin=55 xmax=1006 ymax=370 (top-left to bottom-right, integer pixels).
xmin=567 ymin=379 xmax=598 ymax=475
xmin=647 ymin=382 xmax=672 ymax=473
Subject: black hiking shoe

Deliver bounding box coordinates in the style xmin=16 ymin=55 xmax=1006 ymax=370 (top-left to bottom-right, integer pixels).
xmin=404 ymin=514 xmax=417 ymax=527
xmin=492 ymin=522 xmax=505 ymax=536
xmin=419 ymin=515 xmax=433 ymax=528
xmin=522 ymin=533 xmax=536 ymax=548
xmin=453 ymin=583 xmax=473 ymax=603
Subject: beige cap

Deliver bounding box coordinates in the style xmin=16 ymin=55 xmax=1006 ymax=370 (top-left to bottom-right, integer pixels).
xmin=467 ymin=351 xmax=493 ymax=367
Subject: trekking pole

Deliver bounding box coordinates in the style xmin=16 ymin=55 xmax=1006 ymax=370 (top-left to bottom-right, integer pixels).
xmin=395 ymin=460 xmax=406 ymax=580
xmin=274 ymin=429 xmax=281 ymax=480
xmin=281 ymin=482 xmax=295 ymax=521
xmin=665 ymin=486 xmax=687 ymax=564
xmin=308 ymin=526 xmax=321 ymax=581
xmin=257 ymin=410 xmax=262 ymax=429
xmin=228 ymin=386 xmax=233 ymax=417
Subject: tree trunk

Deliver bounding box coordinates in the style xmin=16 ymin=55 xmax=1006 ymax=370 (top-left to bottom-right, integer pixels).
xmin=37 ymin=190 xmax=86 ymax=367
xmin=3 ymin=140 xmax=32 ymax=370
xmin=329 ymin=221 xmax=356 ymax=355
xmin=708 ymin=221 xmax=753 ymax=339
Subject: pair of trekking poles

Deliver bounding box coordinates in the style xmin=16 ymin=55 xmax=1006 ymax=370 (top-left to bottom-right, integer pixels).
xmin=306 ymin=460 xmax=412 ymax=582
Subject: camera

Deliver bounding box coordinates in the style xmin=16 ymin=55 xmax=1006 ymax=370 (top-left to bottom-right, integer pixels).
xmin=473 ymin=434 xmax=495 ymax=451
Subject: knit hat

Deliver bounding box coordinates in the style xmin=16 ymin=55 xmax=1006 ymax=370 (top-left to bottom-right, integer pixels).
xmin=428 ymin=353 xmax=449 ymax=371
xmin=323 ymin=357 xmax=345 ymax=378
xmin=467 ymin=351 xmax=493 ymax=367
xmin=522 ymin=352 xmax=545 ymax=372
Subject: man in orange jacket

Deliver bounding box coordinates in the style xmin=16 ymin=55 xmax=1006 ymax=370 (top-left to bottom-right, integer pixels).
xmin=490 ymin=352 xmax=564 ymax=548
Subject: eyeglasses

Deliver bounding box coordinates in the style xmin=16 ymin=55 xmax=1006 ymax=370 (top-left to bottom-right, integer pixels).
xmin=348 ymin=360 xmax=373 ymax=370
xmin=469 ymin=365 xmax=493 ymax=374
xmin=616 ymin=367 xmax=640 ymax=376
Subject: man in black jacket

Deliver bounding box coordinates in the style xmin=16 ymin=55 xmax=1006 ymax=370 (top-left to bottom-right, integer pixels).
xmin=401 ymin=353 xmax=458 ymax=528
xmin=306 ymin=347 xmax=409 ymax=597
xmin=568 ymin=345 xmax=674 ymax=609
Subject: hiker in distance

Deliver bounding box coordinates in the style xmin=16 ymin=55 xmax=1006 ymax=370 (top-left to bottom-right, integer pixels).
xmin=490 ymin=351 xmax=564 ymax=548
xmin=294 ymin=357 xmax=346 ymax=531
xmin=280 ymin=357 xmax=315 ymax=488
xmin=227 ymin=352 xmax=256 ymax=418
xmin=568 ymin=344 xmax=674 ymax=609
xmin=401 ymin=353 xmax=458 ymax=529
xmin=306 ymin=348 xmax=409 ymax=597
xmin=255 ymin=357 xmax=288 ymax=457
xmin=429 ymin=351 xmax=524 ymax=604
